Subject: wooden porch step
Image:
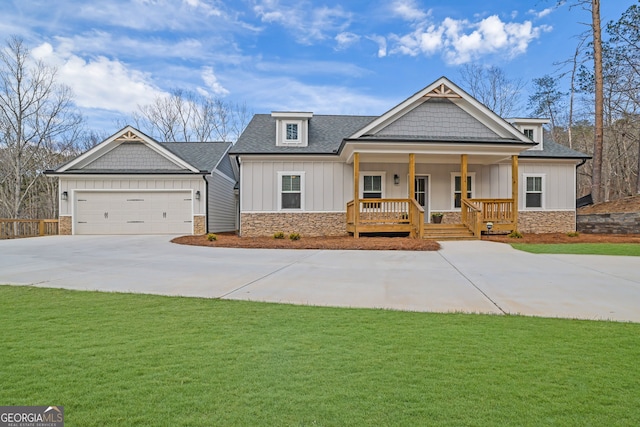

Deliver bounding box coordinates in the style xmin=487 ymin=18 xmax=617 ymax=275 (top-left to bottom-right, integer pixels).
xmin=423 ymin=223 xmax=477 ymax=241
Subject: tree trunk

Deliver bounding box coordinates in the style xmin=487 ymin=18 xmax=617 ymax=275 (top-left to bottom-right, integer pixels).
xmin=591 ymin=0 xmax=604 ymax=203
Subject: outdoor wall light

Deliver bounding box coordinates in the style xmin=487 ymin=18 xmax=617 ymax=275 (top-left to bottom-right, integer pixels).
xmin=61 ymin=191 xmax=68 ymax=201
xmin=394 ymin=174 xmax=400 ymax=185
xmin=486 ymin=222 xmax=493 ymax=232
xmin=195 ymin=190 xmax=201 ymax=200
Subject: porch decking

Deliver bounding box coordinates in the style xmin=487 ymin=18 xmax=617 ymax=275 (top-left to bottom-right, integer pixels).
xmin=346 ymin=198 xmax=516 ymax=240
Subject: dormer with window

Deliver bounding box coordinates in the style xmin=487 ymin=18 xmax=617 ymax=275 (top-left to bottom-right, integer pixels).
xmin=508 ymin=118 xmax=549 ymax=151
xmin=272 ymin=112 xmax=312 ymax=147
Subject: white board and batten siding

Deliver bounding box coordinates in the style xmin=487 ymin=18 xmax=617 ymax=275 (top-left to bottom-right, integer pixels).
xmin=240 ymin=159 xmax=577 ymax=213
xmin=241 ymin=160 xmax=352 ymax=212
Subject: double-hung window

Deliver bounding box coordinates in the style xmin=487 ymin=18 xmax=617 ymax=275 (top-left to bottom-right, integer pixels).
xmin=278 ymin=172 xmax=304 ymax=210
xmin=452 ymin=173 xmax=474 ymax=209
xmin=523 ymin=128 xmax=534 ymax=139
xmin=524 ymin=175 xmax=545 ymax=208
xmin=363 ymin=175 xmax=383 ymax=199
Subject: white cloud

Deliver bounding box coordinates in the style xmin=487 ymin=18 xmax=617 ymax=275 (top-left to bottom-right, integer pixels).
xmin=253 ymin=1 xmax=352 ymax=44
xmin=201 ymin=67 xmax=229 ymax=96
xmin=528 ymin=7 xmax=554 ymax=19
xmin=335 ymin=32 xmax=360 ymax=50
xmin=387 ymin=14 xmax=547 ymax=64
xmin=368 ymin=35 xmax=388 ymax=58
xmin=31 ymin=41 xmax=166 ymax=113
xmin=391 ymin=0 xmax=428 ymax=21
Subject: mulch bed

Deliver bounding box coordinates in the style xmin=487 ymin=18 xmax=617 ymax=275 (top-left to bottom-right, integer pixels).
xmin=172 ymin=231 xmax=640 ymax=250
xmin=172 ymin=234 xmax=441 ymax=251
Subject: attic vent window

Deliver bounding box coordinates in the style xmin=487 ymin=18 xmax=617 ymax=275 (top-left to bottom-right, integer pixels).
xmin=524 ymin=128 xmax=534 ymax=139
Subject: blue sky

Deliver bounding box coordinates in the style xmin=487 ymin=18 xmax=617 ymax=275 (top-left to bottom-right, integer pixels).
xmin=0 ymin=0 xmax=634 ymax=134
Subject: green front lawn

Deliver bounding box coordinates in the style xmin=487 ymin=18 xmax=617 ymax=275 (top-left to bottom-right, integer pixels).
xmin=1 ymin=286 xmax=639 ymax=426
xmin=511 ymin=243 xmax=640 ymax=256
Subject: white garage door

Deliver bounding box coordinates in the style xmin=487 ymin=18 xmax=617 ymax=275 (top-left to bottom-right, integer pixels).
xmin=75 ymin=191 xmax=193 ymax=235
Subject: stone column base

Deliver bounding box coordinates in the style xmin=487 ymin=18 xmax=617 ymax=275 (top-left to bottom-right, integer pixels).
xmin=194 ymin=215 xmax=206 ymax=235
xmin=59 ymin=216 xmax=72 ymax=235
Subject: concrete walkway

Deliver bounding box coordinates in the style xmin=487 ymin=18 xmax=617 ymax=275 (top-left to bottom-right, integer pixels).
xmin=0 ymin=235 xmax=638 ymax=322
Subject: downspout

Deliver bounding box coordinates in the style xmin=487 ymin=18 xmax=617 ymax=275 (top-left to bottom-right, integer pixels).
xmin=575 ymin=158 xmax=588 ymax=232
xmin=202 ymin=174 xmax=209 ymax=234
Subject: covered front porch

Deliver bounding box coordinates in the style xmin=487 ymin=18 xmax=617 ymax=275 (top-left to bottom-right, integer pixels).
xmin=346 ymin=153 xmax=520 ymax=239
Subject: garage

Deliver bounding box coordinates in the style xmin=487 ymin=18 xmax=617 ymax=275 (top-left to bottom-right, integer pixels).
xmin=75 ymin=191 xmax=193 ymax=235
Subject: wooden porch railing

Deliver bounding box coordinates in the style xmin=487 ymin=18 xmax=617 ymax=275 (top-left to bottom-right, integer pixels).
xmin=462 ymin=200 xmax=482 ymax=238
xmin=472 ymin=199 xmax=514 ymax=223
xmin=462 ymin=198 xmax=515 ymax=237
xmin=346 ymin=199 xmax=424 ymax=237
xmin=0 ymin=219 xmax=59 ymax=239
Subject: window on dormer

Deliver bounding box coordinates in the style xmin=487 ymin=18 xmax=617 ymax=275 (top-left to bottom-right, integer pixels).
xmin=286 ymin=123 xmax=299 ymax=141
xmin=523 ymin=128 xmax=534 ymax=139
xmin=282 ymin=121 xmax=302 ymax=143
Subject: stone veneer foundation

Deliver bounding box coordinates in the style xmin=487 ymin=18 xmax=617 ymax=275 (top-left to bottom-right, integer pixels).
xmin=59 ymin=216 xmax=72 ymax=235
xmin=241 ymin=212 xmax=348 ymax=237
xmin=517 ymin=211 xmax=575 ymax=233
xmin=194 ymin=215 xmax=206 ymax=235
xmin=241 ymin=210 xmax=576 ymax=237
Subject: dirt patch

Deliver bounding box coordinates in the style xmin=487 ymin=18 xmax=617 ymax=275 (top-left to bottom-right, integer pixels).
xmin=483 ymin=232 xmax=640 ymax=244
xmin=578 ymin=195 xmax=640 ymax=214
xmin=172 ymin=233 xmax=441 ymax=251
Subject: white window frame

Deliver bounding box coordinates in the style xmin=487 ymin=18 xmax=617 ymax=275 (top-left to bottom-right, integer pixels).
xmin=359 ymin=172 xmax=386 ymax=199
xmin=278 ymin=120 xmax=303 ymax=145
xmin=523 ymin=174 xmax=545 ymax=210
xmin=523 ymin=128 xmax=534 ymax=140
xmin=277 ymin=171 xmax=305 ymax=211
xmin=450 ymin=172 xmax=475 ymax=210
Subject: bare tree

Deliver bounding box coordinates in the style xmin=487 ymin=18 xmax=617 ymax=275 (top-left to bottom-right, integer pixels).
xmin=458 ymin=64 xmax=526 ymax=117
xmin=0 ymin=36 xmax=83 ymax=219
xmin=132 ymin=89 xmax=251 ymax=142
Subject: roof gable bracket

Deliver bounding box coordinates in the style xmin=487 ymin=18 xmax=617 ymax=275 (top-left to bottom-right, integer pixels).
xmin=424 ymin=83 xmax=461 ymax=99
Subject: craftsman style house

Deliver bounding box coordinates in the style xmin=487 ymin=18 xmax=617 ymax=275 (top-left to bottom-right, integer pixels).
xmin=231 ymin=76 xmax=589 ymax=239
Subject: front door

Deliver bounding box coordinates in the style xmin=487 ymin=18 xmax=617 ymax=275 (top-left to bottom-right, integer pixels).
xmin=414 ymin=176 xmax=429 ymax=222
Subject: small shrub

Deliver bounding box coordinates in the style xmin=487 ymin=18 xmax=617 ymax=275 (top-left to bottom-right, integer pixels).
xmin=567 ymin=231 xmax=580 ymax=237
xmin=289 ymin=232 xmax=301 ymax=241
xmin=508 ymin=231 xmax=523 ymax=239
xmin=206 ymin=233 xmax=217 ymax=241
xmin=273 ymin=231 xmax=286 ymax=239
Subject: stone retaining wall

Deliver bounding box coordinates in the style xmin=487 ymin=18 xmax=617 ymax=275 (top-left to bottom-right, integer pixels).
xmin=241 ymin=212 xmax=348 ymax=237
xmin=577 ymin=212 xmax=640 ymax=234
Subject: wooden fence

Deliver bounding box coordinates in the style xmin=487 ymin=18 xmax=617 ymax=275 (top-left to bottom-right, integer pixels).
xmin=0 ymin=219 xmax=59 ymax=239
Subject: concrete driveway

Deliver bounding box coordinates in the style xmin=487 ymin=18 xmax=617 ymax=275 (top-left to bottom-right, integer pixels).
xmin=0 ymin=235 xmax=639 ymax=322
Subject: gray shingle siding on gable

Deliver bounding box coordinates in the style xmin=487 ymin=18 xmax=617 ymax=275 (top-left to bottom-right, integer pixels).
xmin=231 ymin=114 xmax=377 ymax=154
xmin=375 ymin=98 xmax=500 ymax=139
xmin=82 ymin=142 xmax=184 ymax=171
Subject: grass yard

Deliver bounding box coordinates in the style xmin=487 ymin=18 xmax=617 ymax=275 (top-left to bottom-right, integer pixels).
xmin=511 ymin=243 xmax=640 ymax=256
xmin=1 ymin=286 xmax=639 ymax=426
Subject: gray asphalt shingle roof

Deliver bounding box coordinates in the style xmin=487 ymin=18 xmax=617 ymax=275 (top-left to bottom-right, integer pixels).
xmin=232 ymin=113 xmax=589 ymax=160
xmin=230 ymin=114 xmax=377 ymax=154
xmin=162 ymin=142 xmax=232 ymax=173
xmin=519 ymin=139 xmax=591 ymax=159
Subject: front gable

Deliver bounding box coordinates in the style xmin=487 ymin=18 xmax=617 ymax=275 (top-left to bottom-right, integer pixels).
xmin=55 ymin=126 xmax=200 ymax=173
xmin=350 ymin=77 xmax=528 ymax=143
xmin=374 ymin=98 xmax=500 ymax=140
